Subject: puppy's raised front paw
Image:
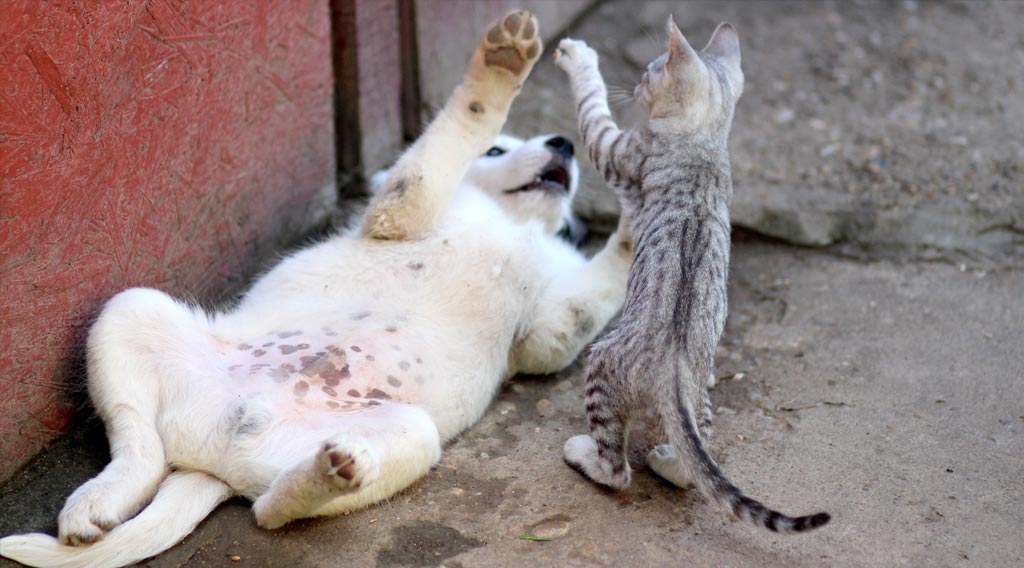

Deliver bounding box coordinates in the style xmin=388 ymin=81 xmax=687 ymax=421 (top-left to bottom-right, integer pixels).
xmin=480 ymin=10 xmax=542 ymax=78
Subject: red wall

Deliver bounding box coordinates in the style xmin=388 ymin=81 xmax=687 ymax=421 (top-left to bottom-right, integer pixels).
xmin=0 ymin=1 xmax=335 ymax=480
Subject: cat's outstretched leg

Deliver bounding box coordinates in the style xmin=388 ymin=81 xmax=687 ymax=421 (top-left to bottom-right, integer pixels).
xmin=253 ymin=403 xmax=441 ymax=529
xmin=361 ymin=10 xmax=542 ymax=241
xmin=512 ymin=219 xmax=633 ymax=374
xmin=59 ymin=288 xmax=210 ymax=545
xmin=563 ymin=345 xmax=634 ymax=490
xmin=554 ymin=38 xmax=644 ymax=211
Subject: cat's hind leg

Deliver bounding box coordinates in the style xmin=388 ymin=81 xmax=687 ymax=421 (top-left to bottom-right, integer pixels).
xmin=564 ymin=346 xmax=633 ymax=490
xmin=645 ymin=386 xmax=714 ymax=488
xmin=361 ymin=10 xmax=541 ymax=241
xmin=252 ymin=403 xmax=441 ymax=529
xmin=59 ymin=288 xmax=211 ymax=545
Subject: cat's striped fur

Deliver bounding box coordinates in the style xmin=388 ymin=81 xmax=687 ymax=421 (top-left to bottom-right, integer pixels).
xmin=555 ymin=17 xmax=830 ymax=533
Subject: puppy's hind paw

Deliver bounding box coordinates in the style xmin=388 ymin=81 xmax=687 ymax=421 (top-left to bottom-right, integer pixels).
xmin=319 ymin=438 xmax=380 ymax=492
xmin=58 ymin=487 xmax=121 ymax=545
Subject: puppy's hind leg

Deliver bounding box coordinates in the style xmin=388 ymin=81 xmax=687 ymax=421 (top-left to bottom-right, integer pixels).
xmin=253 ymin=403 xmax=441 ymax=529
xmin=60 ymin=288 xmax=210 ymax=545
xmin=361 ymin=10 xmax=542 ymax=241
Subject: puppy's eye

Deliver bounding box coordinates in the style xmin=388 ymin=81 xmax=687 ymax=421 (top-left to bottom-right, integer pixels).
xmin=484 ymin=146 xmax=506 ymax=157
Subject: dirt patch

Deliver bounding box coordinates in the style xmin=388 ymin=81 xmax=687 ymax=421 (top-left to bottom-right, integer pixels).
xmin=376 ymin=522 xmax=484 ymax=567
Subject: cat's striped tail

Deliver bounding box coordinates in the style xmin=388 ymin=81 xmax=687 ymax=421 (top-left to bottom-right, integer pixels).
xmin=653 ymin=385 xmax=831 ymax=534
xmin=0 ymin=471 xmax=232 ymax=568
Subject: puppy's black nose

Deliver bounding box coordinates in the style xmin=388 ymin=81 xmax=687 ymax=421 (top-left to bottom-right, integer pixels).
xmin=545 ymin=135 xmax=574 ymax=157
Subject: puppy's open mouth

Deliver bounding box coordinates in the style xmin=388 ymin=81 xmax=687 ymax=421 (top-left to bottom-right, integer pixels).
xmin=504 ymin=165 xmax=570 ymax=195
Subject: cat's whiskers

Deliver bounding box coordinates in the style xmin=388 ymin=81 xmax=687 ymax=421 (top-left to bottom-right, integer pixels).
xmin=606 ymin=85 xmax=636 ymax=107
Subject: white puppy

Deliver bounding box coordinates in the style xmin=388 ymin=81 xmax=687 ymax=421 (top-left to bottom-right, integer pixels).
xmin=0 ymin=11 xmax=632 ymax=568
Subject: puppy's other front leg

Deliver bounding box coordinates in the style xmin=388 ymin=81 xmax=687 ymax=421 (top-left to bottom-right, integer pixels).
xmin=362 ymin=11 xmax=542 ymax=241
xmin=512 ymin=218 xmax=633 ymax=374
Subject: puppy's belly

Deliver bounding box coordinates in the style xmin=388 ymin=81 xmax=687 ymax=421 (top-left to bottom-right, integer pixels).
xmin=219 ymin=326 xmax=436 ymax=418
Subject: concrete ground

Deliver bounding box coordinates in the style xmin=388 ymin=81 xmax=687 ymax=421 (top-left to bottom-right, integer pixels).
xmin=3 ymin=1 xmax=1022 ymax=567
xmin=3 ymin=238 xmax=1022 ymax=567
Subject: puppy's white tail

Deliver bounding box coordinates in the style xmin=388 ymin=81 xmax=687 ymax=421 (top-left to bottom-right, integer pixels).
xmin=0 ymin=471 xmax=232 ymax=568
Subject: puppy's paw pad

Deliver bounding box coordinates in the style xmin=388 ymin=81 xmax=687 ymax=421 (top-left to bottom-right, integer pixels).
xmin=320 ymin=440 xmax=379 ymax=491
xmin=482 ymin=11 xmax=541 ymax=76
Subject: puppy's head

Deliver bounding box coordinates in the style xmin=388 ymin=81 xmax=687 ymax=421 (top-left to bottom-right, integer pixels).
xmin=464 ymin=134 xmax=584 ymax=243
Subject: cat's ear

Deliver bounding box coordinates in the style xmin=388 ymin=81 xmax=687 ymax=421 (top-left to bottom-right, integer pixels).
xmin=665 ymin=15 xmax=697 ymax=67
xmin=702 ymin=22 xmax=741 ymax=67
xmin=703 ymin=22 xmax=743 ymax=97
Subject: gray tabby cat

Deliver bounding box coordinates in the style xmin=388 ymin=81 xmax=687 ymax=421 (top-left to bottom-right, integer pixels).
xmin=554 ymin=17 xmax=830 ymax=533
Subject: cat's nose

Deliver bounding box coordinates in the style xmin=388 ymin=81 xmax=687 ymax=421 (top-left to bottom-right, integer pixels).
xmin=545 ymin=136 xmax=575 ymax=157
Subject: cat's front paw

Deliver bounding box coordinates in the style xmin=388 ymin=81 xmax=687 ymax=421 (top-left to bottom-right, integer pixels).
xmin=319 ymin=438 xmax=380 ymax=492
xmin=554 ymin=38 xmax=599 ymax=73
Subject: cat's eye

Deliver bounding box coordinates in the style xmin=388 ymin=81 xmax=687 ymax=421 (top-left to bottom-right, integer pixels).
xmin=484 ymin=146 xmax=507 ymax=157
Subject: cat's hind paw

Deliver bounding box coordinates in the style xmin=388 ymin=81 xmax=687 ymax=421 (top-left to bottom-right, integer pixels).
xmin=563 ymin=434 xmax=599 ymax=471
xmin=563 ymin=434 xmax=631 ymax=490
xmin=646 ymin=444 xmax=695 ymax=488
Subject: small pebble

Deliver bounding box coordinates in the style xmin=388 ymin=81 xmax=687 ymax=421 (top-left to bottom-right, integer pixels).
xmin=774 ymin=107 xmax=796 ymax=124
xmin=531 ymin=520 xmax=570 ymax=539
xmin=536 ymin=399 xmax=553 ymax=416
